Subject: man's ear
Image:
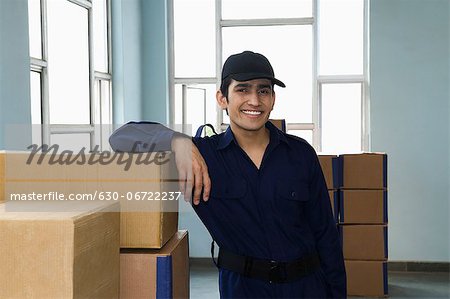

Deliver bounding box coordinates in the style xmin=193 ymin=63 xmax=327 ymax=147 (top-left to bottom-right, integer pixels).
xmin=216 ymin=90 xmax=228 ymax=109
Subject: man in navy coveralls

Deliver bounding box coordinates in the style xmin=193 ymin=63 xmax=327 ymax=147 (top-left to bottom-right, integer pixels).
xmin=110 ymin=51 xmax=346 ymax=298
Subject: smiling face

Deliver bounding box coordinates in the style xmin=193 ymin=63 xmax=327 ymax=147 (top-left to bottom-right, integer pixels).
xmin=217 ymin=78 xmax=275 ymax=135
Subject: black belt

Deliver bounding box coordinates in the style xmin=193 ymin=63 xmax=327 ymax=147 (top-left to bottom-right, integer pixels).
xmin=217 ymin=247 xmax=321 ymax=283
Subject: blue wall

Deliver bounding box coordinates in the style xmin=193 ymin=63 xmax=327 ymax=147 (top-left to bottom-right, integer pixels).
xmin=0 ymin=0 xmax=32 ymax=149
xmin=141 ymin=0 xmax=169 ymax=124
xmin=111 ymin=0 xmax=169 ymax=125
xmin=370 ymin=0 xmax=449 ymax=261
xmin=111 ymin=0 xmax=143 ymax=124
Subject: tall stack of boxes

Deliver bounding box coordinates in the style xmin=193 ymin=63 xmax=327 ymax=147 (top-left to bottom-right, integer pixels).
xmin=319 ymin=153 xmax=388 ymax=297
xmin=0 ymin=151 xmax=189 ymax=298
xmin=339 ymin=153 xmax=388 ymax=297
xmin=111 ymin=152 xmax=190 ymax=299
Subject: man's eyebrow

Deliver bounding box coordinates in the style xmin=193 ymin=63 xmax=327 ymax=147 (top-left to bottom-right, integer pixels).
xmin=258 ymin=84 xmax=272 ymax=89
xmin=234 ymin=83 xmax=251 ymax=88
xmin=233 ymin=83 xmax=272 ymax=89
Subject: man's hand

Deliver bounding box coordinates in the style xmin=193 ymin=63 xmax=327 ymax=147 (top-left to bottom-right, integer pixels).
xmin=171 ymin=136 xmax=211 ymax=205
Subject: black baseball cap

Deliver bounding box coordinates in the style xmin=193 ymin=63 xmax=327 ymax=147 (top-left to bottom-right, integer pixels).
xmin=221 ymin=51 xmax=286 ymax=88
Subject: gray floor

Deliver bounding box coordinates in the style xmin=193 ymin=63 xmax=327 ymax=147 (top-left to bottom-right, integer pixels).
xmin=190 ymin=262 xmax=450 ymax=298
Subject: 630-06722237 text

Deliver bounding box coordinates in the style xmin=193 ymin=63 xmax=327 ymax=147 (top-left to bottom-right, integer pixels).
xmin=8 ymin=191 xmax=182 ymax=201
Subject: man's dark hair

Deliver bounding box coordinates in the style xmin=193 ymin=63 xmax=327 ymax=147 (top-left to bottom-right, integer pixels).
xmin=220 ymin=77 xmax=233 ymax=100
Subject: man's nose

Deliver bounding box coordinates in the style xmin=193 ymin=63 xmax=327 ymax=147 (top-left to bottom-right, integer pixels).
xmin=246 ymin=91 xmax=260 ymax=106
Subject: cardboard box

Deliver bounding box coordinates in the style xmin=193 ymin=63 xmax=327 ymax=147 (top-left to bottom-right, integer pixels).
xmin=0 ymin=152 xmax=4 ymax=203
xmin=1 ymin=151 xmax=100 ymax=203
xmin=120 ymin=211 xmax=178 ymax=249
xmin=328 ymin=190 xmax=339 ymax=223
xmin=269 ymin=119 xmax=286 ymax=133
xmin=345 ymin=260 xmax=388 ymax=297
xmin=120 ymin=230 xmax=189 ymax=299
xmin=318 ymin=155 xmax=339 ymax=190
xmin=100 ymin=152 xmax=179 ymax=249
xmin=339 ymin=153 xmax=387 ymax=189
xmin=340 ymin=225 xmax=388 ymax=260
xmin=340 ymin=190 xmax=387 ymax=224
xmin=1 ymin=150 xmax=179 ymax=248
xmin=0 ymin=201 xmax=120 ymax=298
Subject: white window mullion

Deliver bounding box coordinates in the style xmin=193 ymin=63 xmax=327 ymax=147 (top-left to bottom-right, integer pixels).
xmin=362 ymin=0 xmax=370 ymax=151
xmin=221 ymin=17 xmax=314 ymax=27
xmin=216 ymin=0 xmax=223 ymax=131
xmin=312 ymin=0 xmax=320 ymax=150
xmin=67 ymin=0 xmax=91 ymax=9
xmin=88 ymin=1 xmax=99 ymax=151
xmin=318 ymin=75 xmax=365 ymax=84
xmin=41 ymin=0 xmax=50 ymax=145
xmin=167 ymin=0 xmax=175 ymax=126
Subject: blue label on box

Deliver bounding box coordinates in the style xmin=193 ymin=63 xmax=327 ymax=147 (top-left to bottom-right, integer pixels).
xmin=339 ymin=190 xmax=345 ymax=223
xmin=156 ymin=256 xmax=173 ymax=299
xmin=383 ymin=262 xmax=388 ymax=295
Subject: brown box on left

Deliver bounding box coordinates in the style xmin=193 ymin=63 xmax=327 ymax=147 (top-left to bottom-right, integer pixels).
xmin=0 ymin=152 xmax=5 ymax=203
xmin=0 ymin=201 xmax=120 ymax=298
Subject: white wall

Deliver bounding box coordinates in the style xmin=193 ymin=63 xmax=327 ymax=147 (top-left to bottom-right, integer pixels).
xmin=370 ymin=0 xmax=449 ymax=262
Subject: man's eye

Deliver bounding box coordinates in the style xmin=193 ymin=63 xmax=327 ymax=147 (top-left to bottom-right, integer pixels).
xmin=259 ymin=89 xmax=270 ymax=95
xmin=237 ymin=89 xmax=247 ymax=93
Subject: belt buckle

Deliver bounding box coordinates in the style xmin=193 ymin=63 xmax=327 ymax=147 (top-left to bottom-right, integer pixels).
xmin=268 ymin=260 xmax=286 ymax=283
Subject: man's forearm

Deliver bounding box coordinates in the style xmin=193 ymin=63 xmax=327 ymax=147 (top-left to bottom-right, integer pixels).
xmin=109 ymin=121 xmax=187 ymax=152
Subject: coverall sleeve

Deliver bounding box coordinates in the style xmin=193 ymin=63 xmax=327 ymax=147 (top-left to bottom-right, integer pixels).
xmin=109 ymin=121 xmax=188 ymax=152
xmin=306 ymin=149 xmax=347 ymax=298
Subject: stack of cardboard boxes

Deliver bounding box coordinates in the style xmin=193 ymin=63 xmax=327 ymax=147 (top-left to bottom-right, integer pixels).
xmin=319 ymin=153 xmax=388 ymax=297
xmin=0 ymin=151 xmax=189 ymax=298
xmin=113 ymin=153 xmax=190 ymax=299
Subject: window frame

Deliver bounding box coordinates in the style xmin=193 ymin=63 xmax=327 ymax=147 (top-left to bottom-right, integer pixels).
xmin=29 ymin=0 xmax=113 ymax=151
xmin=168 ymin=0 xmax=370 ymax=151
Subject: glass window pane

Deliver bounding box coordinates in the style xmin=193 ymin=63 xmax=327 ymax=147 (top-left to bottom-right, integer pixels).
xmin=47 ymin=0 xmax=90 ymax=124
xmin=175 ymin=84 xmax=183 ymax=125
xmin=174 ymin=0 xmax=215 ymax=77
xmin=222 ymin=0 xmax=312 ymax=19
xmin=222 ymin=25 xmax=312 ymax=123
xmin=288 ymin=129 xmax=313 ymax=145
xmin=321 ymin=83 xmax=361 ymax=153
xmin=186 ymin=87 xmax=206 ymax=136
xmin=50 ymin=133 xmax=91 ymax=151
xmin=28 ymin=0 xmax=42 ymax=59
xmin=93 ymin=0 xmax=109 ymax=72
xmin=175 ymin=84 xmax=217 ymax=136
xmin=100 ymin=80 xmax=111 ymax=124
xmin=319 ymin=0 xmax=364 ymax=75
xmin=30 ymin=71 xmax=42 ymax=124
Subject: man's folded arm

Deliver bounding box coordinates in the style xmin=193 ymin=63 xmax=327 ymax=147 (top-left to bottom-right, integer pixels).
xmin=109 ymin=121 xmax=187 ymax=152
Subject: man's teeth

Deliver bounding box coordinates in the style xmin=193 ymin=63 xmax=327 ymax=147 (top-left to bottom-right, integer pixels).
xmin=242 ymin=110 xmax=262 ymax=115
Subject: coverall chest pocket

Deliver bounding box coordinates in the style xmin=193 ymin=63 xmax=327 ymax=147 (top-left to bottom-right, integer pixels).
xmin=276 ymin=178 xmax=310 ymax=223
xmin=210 ymin=177 xmax=247 ymax=200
